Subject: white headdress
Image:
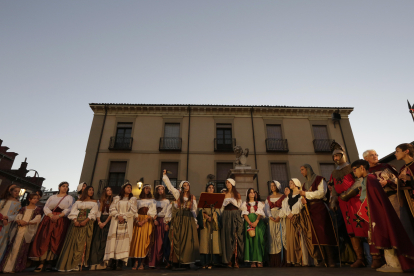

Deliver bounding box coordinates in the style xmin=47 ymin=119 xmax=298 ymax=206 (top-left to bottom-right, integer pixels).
xmin=271 ymin=180 xmax=281 ymax=191
xmin=291 ymin=178 xmax=302 ymax=189
xmin=227 ymin=178 xmax=236 ymax=186
xmin=77 ymin=182 xmax=86 ymax=192
xmin=179 ymin=180 xmax=190 ymax=190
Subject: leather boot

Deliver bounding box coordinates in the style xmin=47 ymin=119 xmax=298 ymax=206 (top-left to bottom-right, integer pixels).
xmin=350 ymin=237 xmax=365 ymax=268
xmin=116 ymin=260 xmax=124 ymax=271
xmin=325 ymin=246 xmax=336 ymax=268
xmin=371 ymin=255 xmax=384 ymax=269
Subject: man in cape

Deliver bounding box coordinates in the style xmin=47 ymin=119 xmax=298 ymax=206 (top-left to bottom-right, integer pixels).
xmin=351 ymin=159 xmax=414 ymax=272
xmin=299 ymin=164 xmax=337 ymax=268
xmin=329 ymin=141 xmax=369 ymax=268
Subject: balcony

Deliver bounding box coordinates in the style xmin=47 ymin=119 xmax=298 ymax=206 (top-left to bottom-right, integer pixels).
xmin=153 ymin=179 xmax=182 ymax=200
xmin=108 ymin=137 xmax=133 ymax=150
xmin=267 ymin=180 xmax=289 ymax=194
xmin=214 ymin=138 xmax=236 ymax=152
xmin=265 ymin=139 xmax=289 ymax=152
xmin=98 ymin=179 xmax=129 ymax=197
xmin=159 ymin=137 xmax=182 ymax=151
xmin=313 ymin=139 xmax=334 ymax=153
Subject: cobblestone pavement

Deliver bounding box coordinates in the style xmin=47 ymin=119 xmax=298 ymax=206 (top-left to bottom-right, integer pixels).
xmin=16 ymin=266 xmax=404 ymax=276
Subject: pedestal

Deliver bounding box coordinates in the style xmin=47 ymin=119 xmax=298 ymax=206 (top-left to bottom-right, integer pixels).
xmin=229 ymin=167 xmax=259 ymax=197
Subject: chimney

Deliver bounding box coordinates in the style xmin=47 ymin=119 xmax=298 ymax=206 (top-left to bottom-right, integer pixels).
xmin=18 ymin=158 xmax=28 ymax=176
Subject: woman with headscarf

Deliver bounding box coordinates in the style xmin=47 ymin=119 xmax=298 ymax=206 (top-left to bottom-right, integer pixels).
xmin=0 ymin=184 xmax=21 ymax=263
xmin=264 ymin=180 xmax=287 ymax=267
xmin=197 ymin=183 xmax=221 ymax=269
xmin=148 ymin=184 xmax=171 ymax=269
xmin=56 ymin=186 xmax=99 ymax=272
xmin=241 ymin=188 xmax=266 ymax=268
xmin=162 ymin=170 xmax=200 ymax=267
xmin=282 ymin=178 xmax=311 ymax=266
xmin=29 ymin=182 xmax=73 ymax=272
xmin=130 ymin=184 xmax=156 ymax=270
xmin=77 ymin=182 xmax=87 ymax=199
xmin=89 ymin=186 xmax=114 ymax=270
xmin=0 ymin=193 xmax=43 ymax=273
xmin=220 ymin=178 xmax=243 ymax=268
xmin=103 ymin=182 xmax=137 ymax=270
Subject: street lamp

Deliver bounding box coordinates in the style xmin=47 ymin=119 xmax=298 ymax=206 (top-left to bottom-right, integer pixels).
xmin=408 ymin=100 xmax=414 ymax=123
xmin=137 ymin=178 xmax=144 ymax=190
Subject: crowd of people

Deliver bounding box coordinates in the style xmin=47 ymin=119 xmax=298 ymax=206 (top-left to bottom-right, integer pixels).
xmin=0 ymin=142 xmax=413 ymax=273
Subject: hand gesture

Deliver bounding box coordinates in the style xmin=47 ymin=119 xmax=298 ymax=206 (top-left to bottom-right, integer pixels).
xmin=274 ymin=216 xmax=281 ymax=223
xmin=299 ymin=190 xmax=306 ymax=197
xmin=287 ymin=213 xmax=293 ymax=219
xmin=118 ymin=216 xmax=125 ymax=224
xmin=20 ymin=220 xmax=28 ymax=226
xmin=74 ymin=221 xmax=80 ymax=227
xmin=163 ymin=169 xmax=167 ymax=175
xmin=379 ymin=179 xmax=387 ymax=187
xmin=99 ymin=222 xmax=105 ymax=229
xmin=80 ymin=220 xmax=88 ymax=227
xmin=154 ymin=220 xmax=159 ymax=226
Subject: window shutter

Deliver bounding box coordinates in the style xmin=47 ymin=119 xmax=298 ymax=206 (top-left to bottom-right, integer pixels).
xmin=164 ymin=123 xmax=180 ymax=138
xmin=109 ymin=161 xmax=127 ymax=173
xmin=320 ymin=163 xmax=335 ymax=181
xmin=266 ymin=125 xmax=282 ymax=139
xmin=217 ymin=163 xmax=233 ymax=180
xmin=312 ymin=125 xmax=329 ymax=139
xmin=270 ymin=163 xmax=289 ymax=190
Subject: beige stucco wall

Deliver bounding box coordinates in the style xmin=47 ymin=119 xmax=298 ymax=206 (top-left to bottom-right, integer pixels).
xmin=80 ymin=105 xmax=358 ymax=198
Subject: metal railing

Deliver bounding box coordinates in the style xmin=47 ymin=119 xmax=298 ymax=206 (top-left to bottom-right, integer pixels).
xmin=159 ymin=137 xmax=182 ymax=151
xmin=153 ymin=179 xmax=182 ymax=200
xmin=214 ymin=138 xmax=236 ymax=152
xmin=108 ymin=137 xmax=133 ymax=150
xmin=266 ymin=180 xmax=289 ymax=194
xmin=265 ymin=139 xmax=289 ymax=152
xmin=313 ymin=139 xmax=334 ymax=153
xmin=98 ymin=179 xmax=129 ymax=197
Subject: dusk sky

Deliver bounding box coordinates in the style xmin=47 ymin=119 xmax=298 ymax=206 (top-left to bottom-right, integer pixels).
xmin=1 ymin=1 xmax=413 ymax=190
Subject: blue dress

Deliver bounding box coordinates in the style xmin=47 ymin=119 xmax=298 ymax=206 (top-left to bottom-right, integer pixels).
xmin=0 ymin=200 xmax=22 ymax=262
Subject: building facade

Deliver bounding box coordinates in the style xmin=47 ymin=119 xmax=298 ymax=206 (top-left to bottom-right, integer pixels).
xmin=80 ymin=104 xmax=358 ymax=198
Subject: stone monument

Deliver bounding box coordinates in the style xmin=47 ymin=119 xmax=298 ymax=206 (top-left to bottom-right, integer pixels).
xmin=229 ymin=145 xmax=259 ymax=196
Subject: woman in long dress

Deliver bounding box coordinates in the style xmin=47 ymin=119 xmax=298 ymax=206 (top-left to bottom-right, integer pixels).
xmin=0 ymin=185 xmax=22 ymax=263
xmin=103 ymin=183 xmax=137 ymax=270
xmin=149 ymin=184 xmax=171 ymax=269
xmin=29 ymin=182 xmax=73 ymax=272
xmin=241 ymin=188 xmax=266 ymax=268
xmin=162 ymin=170 xmax=200 ymax=266
xmin=0 ymin=193 xmax=42 ymax=273
xmin=220 ymin=179 xmax=243 ymax=268
xmin=282 ymin=179 xmax=310 ymax=266
xmin=130 ymin=184 xmax=156 ymax=270
xmin=264 ymin=180 xmax=287 ymax=267
xmin=89 ymin=187 xmax=113 ymax=270
xmin=56 ymin=186 xmax=98 ymax=272
xmin=197 ymin=183 xmax=221 ymax=269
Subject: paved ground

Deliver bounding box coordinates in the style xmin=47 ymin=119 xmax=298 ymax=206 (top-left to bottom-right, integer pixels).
xmin=16 ymin=266 xmax=404 ymax=276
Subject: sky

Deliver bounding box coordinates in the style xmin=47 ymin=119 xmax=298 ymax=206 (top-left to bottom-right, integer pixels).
xmin=1 ymin=1 xmax=413 ymax=191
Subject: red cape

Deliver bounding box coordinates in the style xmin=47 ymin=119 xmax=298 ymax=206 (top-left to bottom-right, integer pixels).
xmin=366 ymin=174 xmax=414 ymax=271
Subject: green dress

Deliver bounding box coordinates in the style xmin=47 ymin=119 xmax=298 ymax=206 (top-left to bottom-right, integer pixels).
xmin=242 ymin=201 xmax=266 ymax=263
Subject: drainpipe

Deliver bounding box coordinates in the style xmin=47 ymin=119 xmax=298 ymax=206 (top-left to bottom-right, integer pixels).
xmin=186 ymin=105 xmax=191 ymax=180
xmin=250 ymin=107 xmax=259 ymax=193
xmin=90 ymin=105 xmax=108 ymax=185
xmin=338 ymin=120 xmax=351 ymax=162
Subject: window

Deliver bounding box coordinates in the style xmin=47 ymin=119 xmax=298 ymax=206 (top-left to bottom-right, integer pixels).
xmin=320 ymin=163 xmax=335 ymax=181
xmin=160 ymin=123 xmax=181 ymax=150
xmin=161 ymin=162 xmax=179 ymax=193
xmin=270 ymin=163 xmax=289 ymax=191
xmin=216 ymin=124 xmax=233 ymax=151
xmin=111 ymin=122 xmax=133 ymax=149
xmin=312 ymin=125 xmax=329 ymax=140
xmin=267 ymin=125 xmax=282 ymax=139
xmin=108 ymin=161 xmax=127 ymax=187
xmin=266 ymin=124 xmax=288 ymax=152
xmin=216 ymin=162 xmax=233 ymax=192
xmin=164 ymin=123 xmax=180 ymax=138
xmin=312 ymin=125 xmax=331 ymax=152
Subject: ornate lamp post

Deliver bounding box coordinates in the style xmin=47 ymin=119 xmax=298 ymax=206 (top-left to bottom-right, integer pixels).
xmin=408 ymin=100 xmax=414 ymax=123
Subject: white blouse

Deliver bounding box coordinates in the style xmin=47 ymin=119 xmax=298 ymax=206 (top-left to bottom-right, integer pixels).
xmin=220 ymin=197 xmax=242 ymax=212
xmin=264 ymin=197 xmax=284 ymax=218
xmin=151 ymin=199 xmax=170 ymax=218
xmin=68 ymin=201 xmax=99 ymax=221
xmin=110 ymin=196 xmax=138 ymax=220
xmin=136 ymin=199 xmax=157 ymax=217
xmin=281 ymin=194 xmax=303 ymax=217
xmin=304 ymin=179 xmax=327 ymax=200
xmin=240 ymin=201 xmax=265 ymax=217
xmin=43 ymin=195 xmax=74 ymax=216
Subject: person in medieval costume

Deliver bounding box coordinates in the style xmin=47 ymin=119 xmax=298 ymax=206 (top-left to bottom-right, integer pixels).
xmin=197 ymin=183 xmax=222 ymax=269
xmin=264 ymin=180 xmax=286 ymax=267
xmin=162 ymin=170 xmax=200 ymax=267
xmin=351 ymin=159 xmax=414 ymax=272
xmin=220 ymin=178 xmax=243 ymax=268
xmin=395 ymin=143 xmax=414 ymax=244
xmin=299 ymin=164 xmax=338 ymax=268
xmin=329 ymin=141 xmax=370 ymax=268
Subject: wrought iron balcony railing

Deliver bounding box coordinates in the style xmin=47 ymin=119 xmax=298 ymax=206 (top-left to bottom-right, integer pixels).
xmin=108 ymin=137 xmax=133 ymax=150
xmin=98 ymin=179 xmax=129 ymax=197
xmin=159 ymin=137 xmax=182 ymax=151
xmin=313 ymin=139 xmax=334 ymax=153
xmin=265 ymin=139 xmax=289 ymax=152
xmin=153 ymin=179 xmax=182 ymax=200
xmin=214 ymin=138 xmax=236 ymax=152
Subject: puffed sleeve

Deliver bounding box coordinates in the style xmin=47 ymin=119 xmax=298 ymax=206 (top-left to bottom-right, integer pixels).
xmin=43 ymin=196 xmax=53 ymax=216
xmin=255 ymin=201 xmax=265 ymax=217
xmin=148 ymin=200 xmax=157 ymax=218
xmin=291 ymin=197 xmax=303 ymax=215
xmin=88 ymin=202 xmax=99 ymax=220
xmin=305 ymin=179 xmax=327 ymax=200
xmin=264 ymin=199 xmax=272 ymax=218
xmin=110 ymin=196 xmax=120 ymax=218
xmin=61 ymin=196 xmax=74 ymax=216
xmin=15 ymin=213 xmax=23 ymax=221
xmin=125 ymin=197 xmax=138 ymax=219
xmin=240 ymin=201 xmax=248 ymax=217
xmin=164 ymin=202 xmax=172 ymax=223
xmin=163 ymin=175 xmax=180 ymax=200
xmin=67 ymin=201 xmax=79 ymax=220
xmin=96 ymin=201 xmax=101 ymax=218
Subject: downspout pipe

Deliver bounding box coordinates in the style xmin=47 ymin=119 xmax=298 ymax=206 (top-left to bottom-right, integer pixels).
xmin=90 ymin=105 xmax=107 ymax=186
xmin=338 ymin=120 xmax=351 ymax=162
xmin=186 ymin=105 xmax=191 ymax=180
xmin=250 ymin=107 xmax=259 ymax=193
